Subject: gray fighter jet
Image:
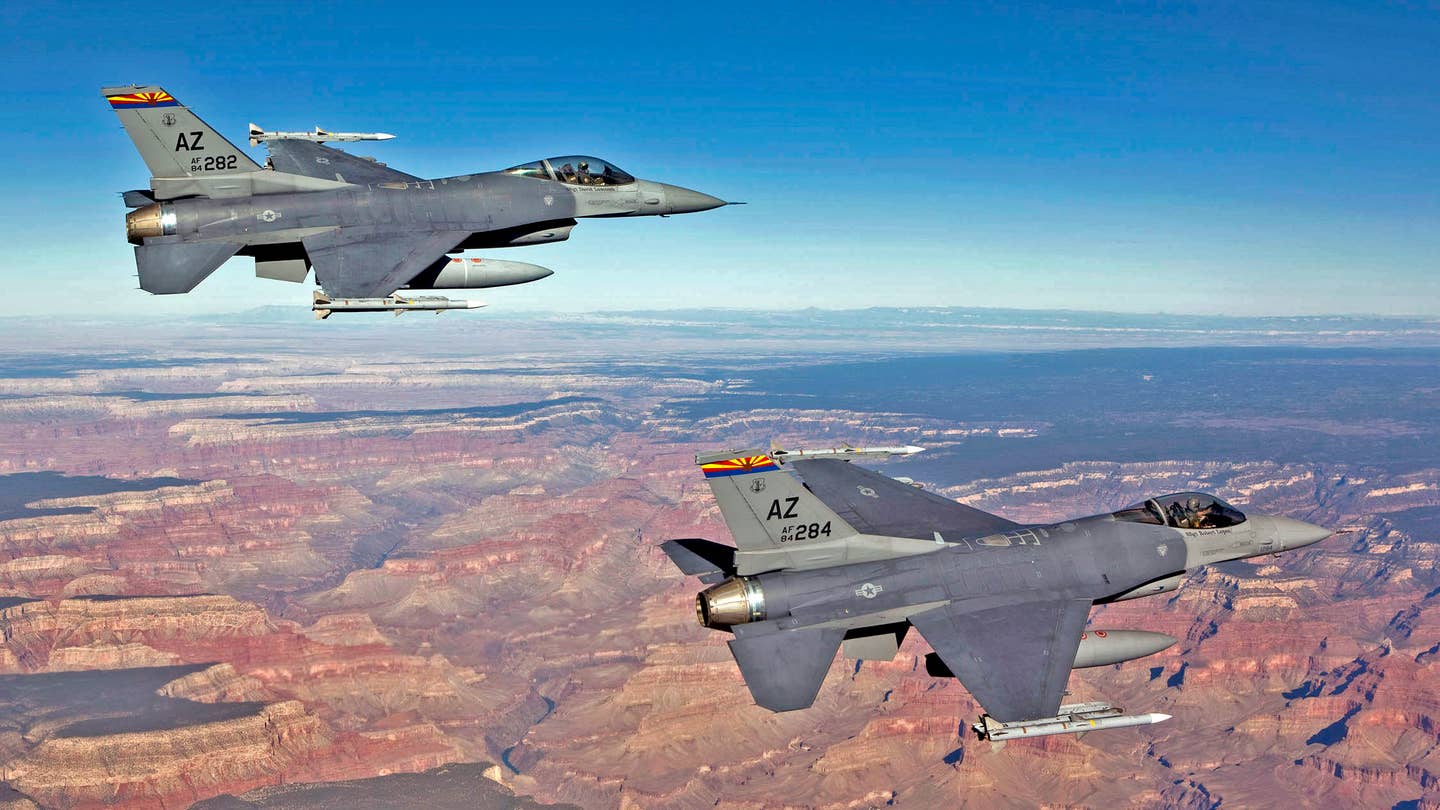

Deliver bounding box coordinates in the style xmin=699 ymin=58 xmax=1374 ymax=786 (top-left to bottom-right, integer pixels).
xmin=103 ymin=86 xmax=732 ymax=315
xmin=663 ymin=446 xmax=1331 ymax=740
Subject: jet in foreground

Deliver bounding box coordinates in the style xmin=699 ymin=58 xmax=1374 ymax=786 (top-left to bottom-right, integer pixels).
xmin=663 ymin=446 xmax=1331 ymax=741
xmin=103 ymin=86 xmax=732 ymax=316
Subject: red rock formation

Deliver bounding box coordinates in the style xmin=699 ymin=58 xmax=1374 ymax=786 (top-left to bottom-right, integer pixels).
xmin=2 ymin=352 xmax=1437 ymax=808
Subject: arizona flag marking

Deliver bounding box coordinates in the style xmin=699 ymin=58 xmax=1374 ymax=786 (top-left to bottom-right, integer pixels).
xmin=701 ymin=455 xmax=780 ymax=478
xmin=106 ymin=91 xmax=179 ymax=109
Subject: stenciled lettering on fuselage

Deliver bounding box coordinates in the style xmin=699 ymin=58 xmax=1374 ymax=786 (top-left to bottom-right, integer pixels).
xmin=1195 ymin=526 xmax=1250 ymax=558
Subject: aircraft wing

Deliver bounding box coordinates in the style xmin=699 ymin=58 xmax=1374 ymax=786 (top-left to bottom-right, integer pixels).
xmin=788 ymin=458 xmax=1019 ymax=540
xmin=266 ymin=139 xmax=419 ymax=185
xmin=909 ymin=596 xmax=1091 ymax=722
xmin=304 ymin=228 xmax=465 ymax=298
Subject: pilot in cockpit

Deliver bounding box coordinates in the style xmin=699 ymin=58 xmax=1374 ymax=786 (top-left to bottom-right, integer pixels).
xmin=1192 ymin=498 xmax=1222 ymax=528
xmin=1167 ymin=500 xmax=1190 ymax=528
xmin=1167 ymin=498 xmax=1200 ymax=528
xmin=1175 ymin=496 xmax=1223 ymax=529
xmin=575 ymin=161 xmax=593 ymax=184
xmin=1186 ymin=497 xmax=1217 ymax=527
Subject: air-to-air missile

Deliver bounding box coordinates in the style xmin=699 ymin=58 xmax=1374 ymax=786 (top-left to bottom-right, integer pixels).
xmin=248 ymin=124 xmax=396 ymax=145
xmin=769 ymin=444 xmax=927 ymax=462
xmin=311 ymin=291 xmax=484 ymax=319
xmin=973 ymin=702 xmax=1173 ymax=742
xmin=103 ymin=85 xmax=734 ymax=315
xmin=663 ymin=443 xmax=1333 ymax=742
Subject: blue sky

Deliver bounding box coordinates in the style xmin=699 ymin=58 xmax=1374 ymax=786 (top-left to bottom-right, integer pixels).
xmin=1 ymin=1 xmax=1436 ymax=316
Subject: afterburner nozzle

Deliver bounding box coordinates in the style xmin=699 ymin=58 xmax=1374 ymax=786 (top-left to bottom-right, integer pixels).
xmin=696 ymin=577 xmax=766 ymax=628
xmin=125 ymin=203 xmax=175 ymax=244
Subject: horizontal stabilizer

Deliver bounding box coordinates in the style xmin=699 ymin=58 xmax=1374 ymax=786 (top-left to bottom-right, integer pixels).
xmin=661 ymin=538 xmax=736 ymax=583
xmin=134 ymin=241 xmax=241 ymax=294
xmin=729 ymin=626 xmax=843 ymax=712
xmin=122 ymin=189 xmax=157 ymax=208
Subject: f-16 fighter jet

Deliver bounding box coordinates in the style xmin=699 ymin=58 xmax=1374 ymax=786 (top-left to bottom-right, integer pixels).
xmin=663 ymin=446 xmax=1331 ymax=741
xmin=103 ymin=86 xmax=732 ymax=316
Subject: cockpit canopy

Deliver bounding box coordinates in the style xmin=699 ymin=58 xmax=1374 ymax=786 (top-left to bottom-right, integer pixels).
xmin=502 ymin=156 xmax=636 ymax=187
xmin=1113 ymin=492 xmax=1246 ymax=529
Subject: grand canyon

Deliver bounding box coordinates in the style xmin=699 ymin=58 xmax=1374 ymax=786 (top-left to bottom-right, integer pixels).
xmin=1 ymin=309 xmax=1437 ymax=808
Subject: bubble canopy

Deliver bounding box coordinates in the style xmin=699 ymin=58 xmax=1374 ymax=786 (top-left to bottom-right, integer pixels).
xmin=502 ymin=156 xmax=636 ymax=186
xmin=1113 ymin=493 xmax=1247 ymax=529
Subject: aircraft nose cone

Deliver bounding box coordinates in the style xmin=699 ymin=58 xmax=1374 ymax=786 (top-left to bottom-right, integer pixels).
xmin=1271 ymin=516 xmax=1332 ymax=551
xmin=658 ymin=183 xmax=727 ymax=215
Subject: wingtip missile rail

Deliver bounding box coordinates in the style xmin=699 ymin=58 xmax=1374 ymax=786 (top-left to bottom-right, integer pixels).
xmin=249 ymin=123 xmax=397 ymax=146
xmin=312 ymin=292 xmax=484 ymax=320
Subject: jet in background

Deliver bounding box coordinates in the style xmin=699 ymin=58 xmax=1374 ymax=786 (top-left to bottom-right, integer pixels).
xmin=663 ymin=446 xmax=1331 ymax=741
xmin=103 ymin=86 xmax=733 ymax=317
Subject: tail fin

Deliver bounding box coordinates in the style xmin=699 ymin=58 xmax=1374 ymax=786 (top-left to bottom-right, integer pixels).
xmin=103 ymin=86 xmax=261 ymax=179
xmin=698 ymin=449 xmax=862 ymax=574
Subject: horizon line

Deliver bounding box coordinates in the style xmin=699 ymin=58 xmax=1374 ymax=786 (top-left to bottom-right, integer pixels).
xmin=1 ymin=302 xmax=1437 ymax=323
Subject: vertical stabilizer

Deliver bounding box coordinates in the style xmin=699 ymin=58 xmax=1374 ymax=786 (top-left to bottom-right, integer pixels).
xmin=697 ymin=450 xmax=862 ymax=573
xmin=696 ymin=449 xmax=952 ymax=574
xmin=102 ymin=85 xmax=261 ymax=178
xmin=699 ymin=450 xmax=859 ymax=549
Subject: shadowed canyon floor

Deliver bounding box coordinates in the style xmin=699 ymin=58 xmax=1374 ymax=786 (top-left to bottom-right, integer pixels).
xmin=0 ymin=313 xmax=1437 ymax=808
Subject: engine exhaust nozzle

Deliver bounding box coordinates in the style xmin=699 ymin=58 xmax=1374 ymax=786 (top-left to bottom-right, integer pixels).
xmin=696 ymin=577 xmax=766 ymax=628
xmin=125 ymin=203 xmax=176 ymax=244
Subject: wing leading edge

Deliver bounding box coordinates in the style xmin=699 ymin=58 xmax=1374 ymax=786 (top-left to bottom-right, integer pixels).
xmin=910 ymin=596 xmax=1091 ymax=722
xmin=789 ymin=458 xmax=1019 ymax=540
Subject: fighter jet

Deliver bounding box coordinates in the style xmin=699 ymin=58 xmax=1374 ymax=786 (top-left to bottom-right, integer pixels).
xmin=103 ymin=85 xmax=732 ymax=316
xmin=662 ymin=446 xmax=1332 ymax=741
